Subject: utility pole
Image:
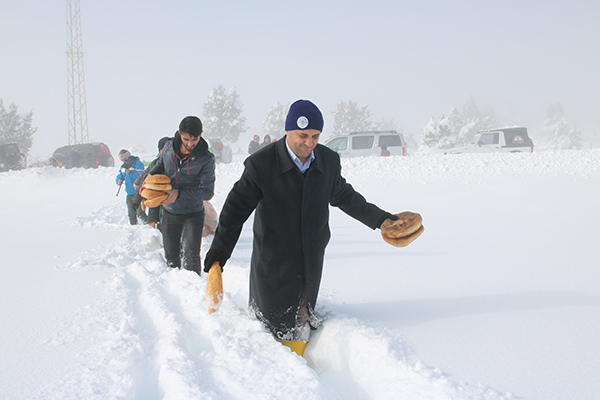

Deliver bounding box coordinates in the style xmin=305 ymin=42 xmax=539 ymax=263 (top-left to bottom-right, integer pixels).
xmin=66 ymin=0 xmax=89 ymax=145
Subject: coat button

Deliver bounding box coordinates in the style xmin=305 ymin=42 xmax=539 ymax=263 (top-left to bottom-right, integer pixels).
xmin=297 ymin=274 xmax=303 ymax=280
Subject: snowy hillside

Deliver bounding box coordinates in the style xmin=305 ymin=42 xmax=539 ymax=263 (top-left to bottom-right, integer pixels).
xmin=1 ymin=149 xmax=599 ymax=400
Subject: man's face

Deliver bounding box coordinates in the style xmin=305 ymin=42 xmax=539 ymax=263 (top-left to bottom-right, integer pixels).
xmin=286 ymin=129 xmax=321 ymax=162
xmin=179 ymin=131 xmax=201 ymax=154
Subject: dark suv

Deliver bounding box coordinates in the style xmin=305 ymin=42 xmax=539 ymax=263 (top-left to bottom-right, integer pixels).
xmin=50 ymin=142 xmax=115 ymax=168
xmin=0 ymin=143 xmax=26 ymax=172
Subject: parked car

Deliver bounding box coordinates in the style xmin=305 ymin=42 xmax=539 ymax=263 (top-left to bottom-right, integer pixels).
xmin=445 ymin=127 xmax=534 ymax=154
xmin=207 ymin=137 xmax=233 ymax=163
xmin=0 ymin=143 xmax=26 ymax=172
xmin=325 ymin=130 xmax=408 ymax=157
xmin=50 ymin=142 xmax=115 ymax=168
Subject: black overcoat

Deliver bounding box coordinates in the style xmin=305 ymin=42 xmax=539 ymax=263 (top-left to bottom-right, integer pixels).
xmin=211 ymin=137 xmax=386 ymax=338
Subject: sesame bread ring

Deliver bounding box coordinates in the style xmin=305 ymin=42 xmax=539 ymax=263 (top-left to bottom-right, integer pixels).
xmin=382 ymin=225 xmax=425 ymax=247
xmin=380 ymin=212 xmax=423 ymax=239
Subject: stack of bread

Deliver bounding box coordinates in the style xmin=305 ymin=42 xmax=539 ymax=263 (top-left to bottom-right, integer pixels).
xmin=141 ymin=174 xmax=172 ymax=209
xmin=380 ymin=211 xmax=424 ymax=247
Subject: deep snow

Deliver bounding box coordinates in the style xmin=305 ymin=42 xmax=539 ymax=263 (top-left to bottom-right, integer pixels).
xmin=1 ymin=149 xmax=599 ymax=400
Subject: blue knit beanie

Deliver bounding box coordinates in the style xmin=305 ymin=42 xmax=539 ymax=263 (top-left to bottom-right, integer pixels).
xmin=285 ymin=99 xmax=324 ymax=132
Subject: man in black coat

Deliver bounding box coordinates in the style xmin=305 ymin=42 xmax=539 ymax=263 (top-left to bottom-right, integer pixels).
xmin=204 ymin=100 xmax=396 ymax=356
xmin=149 ymin=116 xmax=215 ymax=275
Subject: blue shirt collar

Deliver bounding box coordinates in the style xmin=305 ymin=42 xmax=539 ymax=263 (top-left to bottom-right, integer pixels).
xmin=285 ymin=139 xmax=315 ymax=173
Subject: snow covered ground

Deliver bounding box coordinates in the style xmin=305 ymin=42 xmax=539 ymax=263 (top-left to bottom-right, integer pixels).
xmin=1 ymin=149 xmax=599 ymax=400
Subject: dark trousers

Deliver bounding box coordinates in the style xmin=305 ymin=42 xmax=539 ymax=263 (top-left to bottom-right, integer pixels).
xmin=126 ymin=194 xmax=148 ymax=225
xmin=162 ymin=209 xmax=204 ymax=273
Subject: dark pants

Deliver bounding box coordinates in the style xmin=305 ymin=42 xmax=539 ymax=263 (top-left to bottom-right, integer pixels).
xmin=126 ymin=194 xmax=148 ymax=225
xmin=162 ymin=209 xmax=204 ymax=273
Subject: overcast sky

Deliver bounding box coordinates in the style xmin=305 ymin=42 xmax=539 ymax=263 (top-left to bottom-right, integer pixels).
xmin=1 ymin=0 xmax=599 ymax=157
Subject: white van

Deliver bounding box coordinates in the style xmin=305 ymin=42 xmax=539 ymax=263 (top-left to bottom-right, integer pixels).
xmin=324 ymin=130 xmax=407 ymax=157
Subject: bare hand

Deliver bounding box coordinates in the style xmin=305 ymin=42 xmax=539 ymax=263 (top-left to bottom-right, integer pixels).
xmin=149 ymin=222 xmax=159 ymax=229
xmin=160 ymin=189 xmax=179 ymax=205
xmin=117 ymin=179 xmax=123 ymax=185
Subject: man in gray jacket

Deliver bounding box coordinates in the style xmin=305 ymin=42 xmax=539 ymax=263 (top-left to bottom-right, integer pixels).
xmin=150 ymin=116 xmax=215 ymax=275
xmin=204 ymin=100 xmax=396 ymax=356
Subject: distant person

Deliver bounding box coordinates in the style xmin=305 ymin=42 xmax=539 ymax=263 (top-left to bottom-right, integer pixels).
xmin=133 ymin=136 xmax=170 ymax=229
xmin=260 ymin=134 xmax=272 ymax=149
xmin=115 ymin=149 xmax=147 ymax=225
xmin=204 ymin=99 xmax=399 ymax=356
xmin=248 ymin=135 xmax=260 ymax=154
xmin=147 ymin=116 xmax=215 ymax=275
xmin=68 ymin=146 xmax=81 ymax=168
xmin=380 ymin=145 xmax=391 ymax=157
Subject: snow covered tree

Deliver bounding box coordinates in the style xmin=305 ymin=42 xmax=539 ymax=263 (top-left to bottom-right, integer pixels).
xmin=331 ymin=100 xmax=374 ymax=134
xmin=0 ymin=99 xmax=36 ymax=154
xmin=375 ymin=118 xmax=400 ymax=132
xmin=262 ymin=101 xmax=289 ymax=140
xmin=541 ymin=103 xmax=581 ymax=150
xmin=202 ymin=85 xmax=247 ymax=143
xmin=461 ymin=96 xmax=481 ymax=125
xmin=420 ymin=117 xmax=440 ymax=150
xmin=419 ymin=97 xmax=496 ymax=150
xmin=420 ymin=112 xmax=459 ymax=150
xmin=456 ymin=98 xmax=496 ymax=145
xmin=437 ymin=114 xmax=456 ymax=149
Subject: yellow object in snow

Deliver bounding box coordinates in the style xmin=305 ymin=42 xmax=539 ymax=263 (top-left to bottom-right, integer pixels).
xmin=281 ymin=340 xmax=307 ymax=356
xmin=206 ymin=262 xmax=223 ymax=314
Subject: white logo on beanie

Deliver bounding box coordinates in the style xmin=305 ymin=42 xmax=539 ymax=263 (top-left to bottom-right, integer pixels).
xmin=297 ymin=116 xmax=309 ymax=129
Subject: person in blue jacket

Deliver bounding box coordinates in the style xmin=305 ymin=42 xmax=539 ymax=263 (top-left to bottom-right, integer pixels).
xmin=116 ymin=149 xmax=148 ymax=225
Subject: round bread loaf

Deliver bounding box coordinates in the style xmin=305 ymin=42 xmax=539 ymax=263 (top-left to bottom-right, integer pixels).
xmin=145 ymin=174 xmax=171 ymax=184
xmin=144 ymin=174 xmax=172 ymax=191
xmin=145 ymin=182 xmax=172 ymax=191
xmin=382 ymin=225 xmax=425 ymax=247
xmin=140 ymin=187 xmax=166 ymax=199
xmin=143 ymin=193 xmax=168 ymax=208
xmin=380 ymin=212 xmax=423 ymax=238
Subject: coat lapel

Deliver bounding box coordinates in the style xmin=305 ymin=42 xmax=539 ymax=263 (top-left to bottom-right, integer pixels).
xmin=275 ymin=136 xmax=297 ymax=175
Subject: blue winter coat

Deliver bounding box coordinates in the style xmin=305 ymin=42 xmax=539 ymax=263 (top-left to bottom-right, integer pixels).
xmin=115 ymin=156 xmax=145 ymax=195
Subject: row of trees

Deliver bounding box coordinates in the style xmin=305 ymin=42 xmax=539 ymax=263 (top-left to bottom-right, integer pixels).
xmin=0 ymin=99 xmax=36 ymax=155
xmin=539 ymin=103 xmax=581 ymax=150
xmin=201 ymin=89 xmax=405 ymax=144
xmin=1 ymin=88 xmax=586 ymax=161
xmin=202 ymin=88 xmax=584 ymax=151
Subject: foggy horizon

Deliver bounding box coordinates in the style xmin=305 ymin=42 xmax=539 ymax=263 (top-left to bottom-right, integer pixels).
xmin=2 ymin=1 xmax=599 ymax=158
